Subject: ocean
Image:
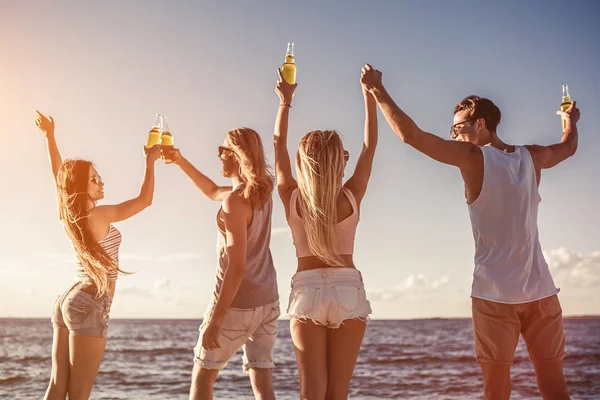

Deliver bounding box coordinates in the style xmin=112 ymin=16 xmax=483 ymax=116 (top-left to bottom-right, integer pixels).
xmin=1 ymin=318 xmax=598 ymax=399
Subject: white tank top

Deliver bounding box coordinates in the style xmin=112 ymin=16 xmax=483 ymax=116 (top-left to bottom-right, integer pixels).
xmin=468 ymin=145 xmax=559 ymax=304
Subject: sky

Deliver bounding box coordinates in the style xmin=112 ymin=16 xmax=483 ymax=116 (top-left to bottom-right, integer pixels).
xmin=0 ymin=0 xmax=599 ymax=319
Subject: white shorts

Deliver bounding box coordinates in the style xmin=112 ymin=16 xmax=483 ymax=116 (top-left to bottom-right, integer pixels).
xmin=193 ymin=300 xmax=280 ymax=372
xmin=287 ymin=268 xmax=371 ymax=329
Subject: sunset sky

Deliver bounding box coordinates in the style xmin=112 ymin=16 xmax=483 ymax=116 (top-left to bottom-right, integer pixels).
xmin=1 ymin=1 xmax=598 ymax=319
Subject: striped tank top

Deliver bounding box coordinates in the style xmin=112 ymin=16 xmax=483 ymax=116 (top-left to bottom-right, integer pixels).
xmin=74 ymin=225 xmax=122 ymax=282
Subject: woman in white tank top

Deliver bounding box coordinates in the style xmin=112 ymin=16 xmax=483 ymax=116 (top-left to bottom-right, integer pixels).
xmin=36 ymin=111 xmax=160 ymax=399
xmin=359 ymin=67 xmax=580 ymax=400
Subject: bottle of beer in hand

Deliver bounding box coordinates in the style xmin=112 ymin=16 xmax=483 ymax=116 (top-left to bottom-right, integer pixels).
xmin=560 ymin=85 xmax=572 ymax=131
xmin=146 ymin=114 xmax=162 ymax=148
xmin=282 ymin=42 xmax=296 ymax=85
xmin=161 ymin=116 xmax=175 ymax=163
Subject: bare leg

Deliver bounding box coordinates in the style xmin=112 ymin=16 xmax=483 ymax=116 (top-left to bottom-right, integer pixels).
xmin=533 ymin=360 xmax=570 ymax=400
xmin=480 ymin=363 xmax=511 ymax=400
xmin=325 ymin=319 xmax=366 ymax=400
xmin=290 ymin=320 xmax=328 ymax=400
xmin=248 ymin=367 xmax=275 ymax=400
xmin=67 ymin=335 xmax=106 ymax=400
xmin=44 ymin=327 xmax=70 ymax=400
xmin=189 ymin=365 xmax=219 ymax=400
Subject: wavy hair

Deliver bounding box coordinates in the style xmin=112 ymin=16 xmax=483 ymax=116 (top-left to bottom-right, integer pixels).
xmin=56 ymin=159 xmax=127 ymax=297
xmin=226 ymin=128 xmax=274 ymax=208
xmin=295 ymin=130 xmax=346 ymax=266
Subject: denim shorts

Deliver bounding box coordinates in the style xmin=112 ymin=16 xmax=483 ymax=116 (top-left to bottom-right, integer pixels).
xmin=51 ymin=282 xmax=113 ymax=338
xmin=193 ymin=300 xmax=280 ymax=372
xmin=287 ymin=268 xmax=371 ymax=329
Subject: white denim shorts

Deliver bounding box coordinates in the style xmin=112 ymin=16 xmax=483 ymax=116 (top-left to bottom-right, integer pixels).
xmin=193 ymin=300 xmax=280 ymax=372
xmin=287 ymin=268 xmax=371 ymax=329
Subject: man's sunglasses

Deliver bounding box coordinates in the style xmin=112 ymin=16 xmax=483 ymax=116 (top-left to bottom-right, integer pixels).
xmin=450 ymin=119 xmax=477 ymax=137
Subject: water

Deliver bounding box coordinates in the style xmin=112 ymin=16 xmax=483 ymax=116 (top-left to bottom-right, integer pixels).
xmin=1 ymin=318 xmax=598 ymax=399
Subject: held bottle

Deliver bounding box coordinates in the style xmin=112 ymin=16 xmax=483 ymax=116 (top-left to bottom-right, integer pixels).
xmin=560 ymin=85 xmax=572 ymax=131
xmin=146 ymin=114 xmax=162 ymax=148
xmin=281 ymin=42 xmax=296 ymax=85
xmin=160 ymin=116 xmax=175 ymax=163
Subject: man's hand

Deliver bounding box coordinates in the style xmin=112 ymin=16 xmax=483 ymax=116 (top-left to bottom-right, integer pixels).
xmin=360 ymin=64 xmax=383 ymax=94
xmin=556 ymin=101 xmax=580 ymax=125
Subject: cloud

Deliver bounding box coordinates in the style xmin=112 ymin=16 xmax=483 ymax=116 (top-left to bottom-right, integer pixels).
xmin=544 ymin=248 xmax=600 ymax=288
xmin=118 ymin=279 xmax=184 ymax=304
xmin=400 ymin=274 xmax=450 ymax=290
xmin=368 ymin=274 xmax=451 ymax=302
xmin=154 ymin=279 xmax=171 ymax=291
xmin=118 ymin=285 xmax=155 ymax=298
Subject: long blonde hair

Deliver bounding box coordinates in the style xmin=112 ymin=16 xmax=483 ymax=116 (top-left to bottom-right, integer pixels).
xmin=295 ymin=130 xmax=346 ymax=266
xmin=226 ymin=128 xmax=274 ymax=209
xmin=56 ymin=159 xmax=127 ymax=297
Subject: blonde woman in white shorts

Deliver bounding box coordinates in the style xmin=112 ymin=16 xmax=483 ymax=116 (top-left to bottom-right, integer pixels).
xmin=273 ymin=65 xmax=378 ymax=399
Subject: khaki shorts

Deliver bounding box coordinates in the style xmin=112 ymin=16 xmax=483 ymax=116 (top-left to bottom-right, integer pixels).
xmin=471 ymin=294 xmax=566 ymax=365
xmin=193 ymin=300 xmax=280 ymax=372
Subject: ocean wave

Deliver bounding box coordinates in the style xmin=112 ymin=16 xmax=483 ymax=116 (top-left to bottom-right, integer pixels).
xmin=0 ymin=356 xmax=49 ymax=363
xmin=364 ymin=355 xmax=476 ymax=364
xmin=107 ymin=347 xmax=189 ymax=356
xmin=98 ymin=370 xmax=127 ymax=377
xmin=0 ymin=376 xmax=25 ymax=385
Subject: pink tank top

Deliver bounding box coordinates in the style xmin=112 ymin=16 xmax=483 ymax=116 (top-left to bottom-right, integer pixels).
xmin=288 ymin=187 xmax=359 ymax=258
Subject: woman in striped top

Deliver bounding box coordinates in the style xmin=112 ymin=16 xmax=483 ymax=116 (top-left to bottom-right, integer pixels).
xmin=35 ymin=111 xmax=161 ymax=400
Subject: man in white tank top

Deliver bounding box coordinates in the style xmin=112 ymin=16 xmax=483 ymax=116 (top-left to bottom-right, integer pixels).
xmin=360 ymin=65 xmax=580 ymax=400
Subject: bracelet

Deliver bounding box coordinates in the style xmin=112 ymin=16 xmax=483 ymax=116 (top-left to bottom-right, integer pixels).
xmin=279 ymin=103 xmax=292 ymax=108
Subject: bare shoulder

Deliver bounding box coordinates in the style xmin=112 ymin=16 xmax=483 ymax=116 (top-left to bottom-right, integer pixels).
xmin=83 ymin=206 xmax=111 ymax=239
xmin=524 ymin=144 xmax=543 ymax=157
xmin=524 ymin=144 xmax=542 ymax=152
xmin=87 ymin=205 xmax=107 ymax=221
xmin=222 ymin=190 xmax=251 ymax=214
xmin=523 ymin=144 xmax=543 ymax=163
xmin=466 ymin=142 xmax=483 ymax=155
xmin=460 ymin=143 xmax=483 ymax=171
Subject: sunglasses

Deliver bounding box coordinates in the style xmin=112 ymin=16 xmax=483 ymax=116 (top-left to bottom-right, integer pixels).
xmin=89 ymin=175 xmax=103 ymax=185
xmin=218 ymin=146 xmax=236 ymax=158
xmin=450 ymin=119 xmax=477 ymax=138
